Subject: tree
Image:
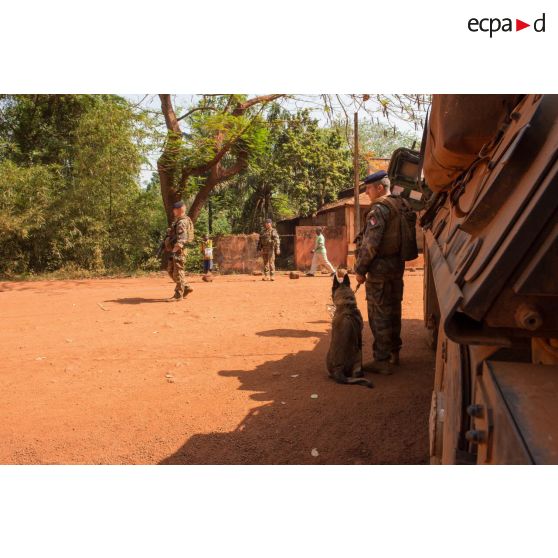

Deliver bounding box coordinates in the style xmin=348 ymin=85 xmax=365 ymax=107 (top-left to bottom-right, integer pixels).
xmin=0 ymin=94 xmax=164 ymax=275
xmin=275 ymin=109 xmax=352 ymax=214
xmin=210 ymin=106 xmax=352 ymax=233
xmin=155 ymin=94 xmax=429 ymax=226
xmin=357 ymin=121 xmax=419 ymax=158
xmin=157 ymin=94 xmax=284 ymax=224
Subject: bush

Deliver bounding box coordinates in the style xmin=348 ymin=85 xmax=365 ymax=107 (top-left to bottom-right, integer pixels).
xmin=0 ymin=95 xmax=166 ymax=277
xmin=185 ymin=241 xmax=204 ymax=273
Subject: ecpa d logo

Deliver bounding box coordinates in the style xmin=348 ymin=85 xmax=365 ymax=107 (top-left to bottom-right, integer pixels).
xmin=468 ymin=13 xmax=546 ymax=37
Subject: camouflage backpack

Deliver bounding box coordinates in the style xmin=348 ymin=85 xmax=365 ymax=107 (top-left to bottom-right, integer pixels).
xmin=181 ymin=215 xmax=195 ymax=244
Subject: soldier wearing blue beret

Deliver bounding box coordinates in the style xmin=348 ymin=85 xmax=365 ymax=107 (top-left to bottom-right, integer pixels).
xmin=363 ymin=170 xmax=389 ymax=184
xmin=354 ymin=171 xmax=406 ymax=374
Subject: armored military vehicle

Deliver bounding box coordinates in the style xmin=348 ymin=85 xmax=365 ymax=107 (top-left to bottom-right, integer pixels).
xmin=417 ymin=95 xmax=558 ymax=464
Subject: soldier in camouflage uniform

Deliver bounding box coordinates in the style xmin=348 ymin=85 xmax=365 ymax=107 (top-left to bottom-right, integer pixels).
xmin=355 ymin=171 xmax=405 ymax=375
xmin=257 ymin=218 xmax=281 ymax=281
xmin=166 ymin=200 xmax=194 ymax=301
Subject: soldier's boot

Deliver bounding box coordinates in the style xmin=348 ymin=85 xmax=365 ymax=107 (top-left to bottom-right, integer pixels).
xmin=389 ymin=351 xmax=400 ymax=365
xmin=363 ymin=360 xmax=393 ymax=375
xmin=262 ymin=274 xmax=268 ymax=281
xmin=170 ymin=291 xmax=182 ymax=301
xmin=270 ymin=274 xmax=275 ymax=282
xmin=182 ymin=286 xmax=194 ymax=298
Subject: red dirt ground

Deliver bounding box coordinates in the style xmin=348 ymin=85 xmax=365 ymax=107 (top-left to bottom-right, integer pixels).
xmin=0 ymin=271 xmax=434 ymax=464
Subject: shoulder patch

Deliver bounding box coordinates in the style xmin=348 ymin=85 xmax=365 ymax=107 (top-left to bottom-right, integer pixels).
xmin=367 ymin=205 xmax=385 ymax=228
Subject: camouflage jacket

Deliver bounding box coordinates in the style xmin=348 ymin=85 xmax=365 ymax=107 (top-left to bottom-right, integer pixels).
xmin=355 ymin=199 xmax=404 ymax=278
xmin=258 ymin=228 xmax=280 ymax=254
xmin=170 ymin=216 xmax=190 ymax=249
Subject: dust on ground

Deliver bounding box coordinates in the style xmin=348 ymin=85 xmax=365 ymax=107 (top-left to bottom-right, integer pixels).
xmin=0 ymin=271 xmax=433 ymax=464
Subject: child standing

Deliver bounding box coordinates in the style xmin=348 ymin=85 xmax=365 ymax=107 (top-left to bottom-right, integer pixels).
xmin=201 ymin=234 xmax=213 ymax=276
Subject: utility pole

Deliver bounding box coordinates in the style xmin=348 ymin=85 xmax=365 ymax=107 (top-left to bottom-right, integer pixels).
xmin=353 ymin=111 xmax=360 ymax=238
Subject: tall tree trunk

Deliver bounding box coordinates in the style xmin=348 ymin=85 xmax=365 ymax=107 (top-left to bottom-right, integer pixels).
xmin=187 ymin=168 xmax=217 ymax=223
xmin=157 ymin=158 xmax=182 ymax=224
xmin=158 ymin=94 xmax=184 ymax=224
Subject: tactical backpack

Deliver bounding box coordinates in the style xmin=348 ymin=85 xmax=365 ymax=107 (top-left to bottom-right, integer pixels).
xmin=182 ymin=216 xmax=195 ymax=244
xmin=398 ymin=198 xmax=419 ymax=261
xmin=377 ymin=196 xmax=419 ymax=262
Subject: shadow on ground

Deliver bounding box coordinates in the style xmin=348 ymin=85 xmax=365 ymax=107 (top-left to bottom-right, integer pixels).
xmin=160 ymin=318 xmax=434 ymax=465
xmin=256 ymin=328 xmax=321 ymax=339
xmin=105 ymin=297 xmax=171 ymax=305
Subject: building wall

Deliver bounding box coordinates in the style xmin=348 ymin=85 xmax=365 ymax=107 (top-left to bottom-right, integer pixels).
xmin=213 ymin=234 xmax=261 ymax=274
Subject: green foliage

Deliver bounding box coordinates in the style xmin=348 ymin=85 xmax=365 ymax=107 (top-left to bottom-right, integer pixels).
xmin=194 ymin=205 xmax=232 ymax=237
xmin=276 ymin=110 xmax=352 ymax=216
xmin=202 ymin=109 xmax=420 ymax=235
xmin=0 ymin=95 xmax=165 ymax=276
xmin=184 ymin=245 xmax=204 ymax=273
xmin=0 ymin=160 xmax=61 ymax=273
xmin=224 ymin=107 xmax=353 ymax=233
xmin=358 ymin=121 xmax=419 ymax=158
xmin=164 ymin=94 xmax=271 ymax=204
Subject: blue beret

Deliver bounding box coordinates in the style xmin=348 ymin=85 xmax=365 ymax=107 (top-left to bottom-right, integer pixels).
xmin=264 ymin=218 xmax=272 ymax=223
xmin=363 ymin=170 xmax=388 ymax=184
xmin=172 ymin=200 xmax=185 ymax=209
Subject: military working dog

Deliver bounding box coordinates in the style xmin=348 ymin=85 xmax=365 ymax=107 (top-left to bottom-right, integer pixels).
xmin=326 ymin=270 xmax=374 ymax=388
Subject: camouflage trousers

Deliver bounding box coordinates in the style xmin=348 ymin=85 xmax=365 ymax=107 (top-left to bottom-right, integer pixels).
xmin=262 ymin=250 xmax=276 ymax=277
xmin=365 ymin=273 xmax=404 ymax=361
xmin=167 ymin=252 xmax=189 ymax=295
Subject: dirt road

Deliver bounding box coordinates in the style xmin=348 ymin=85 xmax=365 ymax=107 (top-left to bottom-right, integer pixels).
xmin=0 ymin=271 xmax=434 ymax=464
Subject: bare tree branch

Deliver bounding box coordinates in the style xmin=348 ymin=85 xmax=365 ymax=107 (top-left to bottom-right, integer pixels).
xmin=176 ymin=106 xmax=219 ymax=121
xmin=232 ymin=94 xmax=285 ymax=115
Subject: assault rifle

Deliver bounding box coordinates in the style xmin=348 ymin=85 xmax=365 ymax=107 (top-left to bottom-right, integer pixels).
xmin=156 ymin=227 xmax=172 ymax=259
